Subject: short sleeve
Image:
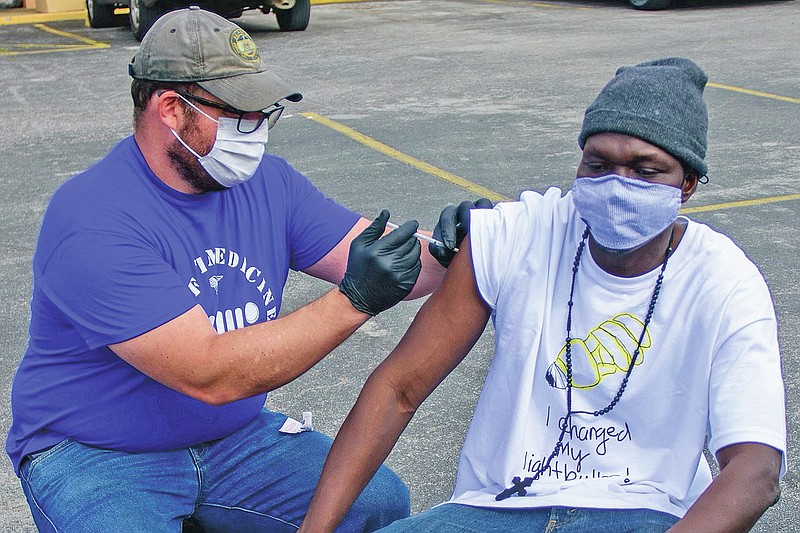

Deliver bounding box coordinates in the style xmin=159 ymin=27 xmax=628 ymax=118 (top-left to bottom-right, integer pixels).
xmin=284 ymin=166 xmax=360 ymax=271
xmin=707 ymin=270 xmax=787 ymax=475
xmin=37 ymin=229 xmax=198 ymax=349
xmin=470 ymin=190 xmax=562 ymax=309
xmin=471 ymin=205 xmax=515 ymax=310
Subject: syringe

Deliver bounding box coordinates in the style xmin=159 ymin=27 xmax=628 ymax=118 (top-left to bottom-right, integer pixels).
xmin=386 ymin=222 xmax=459 ymax=253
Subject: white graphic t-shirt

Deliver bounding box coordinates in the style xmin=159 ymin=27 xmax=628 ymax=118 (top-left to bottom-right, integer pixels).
xmin=453 ymin=187 xmax=786 ymax=518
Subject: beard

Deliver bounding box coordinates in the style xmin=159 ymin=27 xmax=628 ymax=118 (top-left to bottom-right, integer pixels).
xmin=167 ymin=121 xmax=227 ymax=194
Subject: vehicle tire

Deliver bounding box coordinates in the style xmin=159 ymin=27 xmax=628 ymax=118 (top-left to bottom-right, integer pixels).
xmin=275 ymin=0 xmax=310 ymax=31
xmin=129 ymin=0 xmax=163 ymax=41
xmin=86 ymin=0 xmax=116 ymax=28
xmin=628 ymin=0 xmax=674 ymax=9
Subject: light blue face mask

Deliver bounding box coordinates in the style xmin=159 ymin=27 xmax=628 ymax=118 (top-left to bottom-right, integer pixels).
xmin=171 ymin=94 xmax=269 ymax=188
xmin=571 ymin=174 xmax=682 ymax=252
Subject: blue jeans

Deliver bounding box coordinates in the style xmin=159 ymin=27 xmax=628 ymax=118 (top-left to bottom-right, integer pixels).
xmin=19 ymin=408 xmax=409 ymax=532
xmin=376 ymin=503 xmax=679 ymax=532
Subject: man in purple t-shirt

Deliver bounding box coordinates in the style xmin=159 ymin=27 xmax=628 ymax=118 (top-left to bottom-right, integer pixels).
xmin=6 ymin=7 xmax=487 ymax=532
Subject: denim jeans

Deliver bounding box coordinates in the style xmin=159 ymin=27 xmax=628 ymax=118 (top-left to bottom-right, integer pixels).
xmin=376 ymin=503 xmax=679 ymax=533
xmin=19 ymin=408 xmax=409 ymax=532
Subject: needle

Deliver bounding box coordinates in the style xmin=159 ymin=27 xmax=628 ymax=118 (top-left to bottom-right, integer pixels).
xmin=386 ymin=222 xmax=459 ymax=253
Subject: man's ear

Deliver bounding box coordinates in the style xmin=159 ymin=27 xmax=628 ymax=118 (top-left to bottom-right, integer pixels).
xmin=681 ymin=171 xmax=699 ymax=203
xmin=155 ymin=90 xmax=183 ymax=131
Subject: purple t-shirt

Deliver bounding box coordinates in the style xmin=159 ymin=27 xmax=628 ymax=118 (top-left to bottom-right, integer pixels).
xmin=6 ymin=136 xmax=359 ymax=474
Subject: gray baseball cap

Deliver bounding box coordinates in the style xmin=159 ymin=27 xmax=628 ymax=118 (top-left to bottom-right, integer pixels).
xmin=128 ymin=6 xmax=302 ymax=111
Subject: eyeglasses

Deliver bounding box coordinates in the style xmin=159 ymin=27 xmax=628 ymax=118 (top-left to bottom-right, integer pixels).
xmin=172 ymin=91 xmax=284 ymax=134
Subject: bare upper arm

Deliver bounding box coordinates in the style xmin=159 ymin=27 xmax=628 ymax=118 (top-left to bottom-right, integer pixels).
xmin=377 ymin=237 xmax=491 ymax=408
xmin=302 ymin=216 xmax=446 ymax=298
xmin=109 ymin=304 xmax=219 ymax=399
xmin=302 ymin=218 xmax=370 ymax=284
xmin=716 ymin=441 xmax=783 ymax=508
xmin=716 ymin=442 xmax=783 ymax=476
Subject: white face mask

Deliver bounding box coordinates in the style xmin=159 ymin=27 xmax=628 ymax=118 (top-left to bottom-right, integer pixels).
xmin=571 ymin=174 xmax=682 ymax=251
xmin=171 ymin=96 xmax=269 ymax=188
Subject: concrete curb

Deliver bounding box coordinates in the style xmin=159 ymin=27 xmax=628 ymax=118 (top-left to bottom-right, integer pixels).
xmin=0 ymin=7 xmax=86 ymax=24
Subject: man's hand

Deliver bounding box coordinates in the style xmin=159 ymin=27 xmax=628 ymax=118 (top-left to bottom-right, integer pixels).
xmin=430 ymin=198 xmax=493 ymax=267
xmin=339 ymin=210 xmax=422 ymax=316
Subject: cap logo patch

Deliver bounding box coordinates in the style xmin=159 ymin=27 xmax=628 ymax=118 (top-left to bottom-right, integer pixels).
xmin=229 ymin=29 xmax=260 ymax=62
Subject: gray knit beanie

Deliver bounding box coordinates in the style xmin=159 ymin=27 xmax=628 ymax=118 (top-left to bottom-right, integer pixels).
xmin=578 ymin=57 xmax=709 ymax=176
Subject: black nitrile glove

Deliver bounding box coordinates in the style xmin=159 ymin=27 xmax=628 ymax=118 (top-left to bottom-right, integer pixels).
xmin=339 ymin=210 xmax=422 ymax=316
xmin=430 ymin=198 xmax=493 ymax=267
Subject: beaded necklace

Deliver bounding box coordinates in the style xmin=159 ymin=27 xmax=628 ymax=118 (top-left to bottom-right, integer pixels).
xmin=496 ymin=226 xmax=675 ymax=501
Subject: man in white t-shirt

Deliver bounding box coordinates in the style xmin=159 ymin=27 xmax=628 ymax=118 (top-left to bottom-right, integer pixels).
xmin=298 ymin=57 xmax=787 ymax=533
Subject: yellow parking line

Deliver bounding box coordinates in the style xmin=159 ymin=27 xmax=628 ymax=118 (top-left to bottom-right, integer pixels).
xmin=707 ymin=82 xmax=799 ymax=104
xmin=301 ymin=112 xmax=799 ymax=215
xmin=681 ymin=194 xmax=800 ymax=214
xmin=0 ymin=23 xmax=108 ymax=55
xmin=1 ymin=45 xmax=100 ymax=55
xmin=33 ymin=23 xmax=108 ymax=46
xmin=7 ymin=43 xmax=90 ymax=48
xmin=302 ymin=112 xmax=509 ymax=202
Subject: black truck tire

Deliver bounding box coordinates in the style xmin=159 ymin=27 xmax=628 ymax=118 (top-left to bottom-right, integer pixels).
xmin=275 ymin=0 xmax=310 ymax=31
xmin=129 ymin=0 xmax=163 ymax=41
xmin=86 ymin=0 xmax=116 ymax=28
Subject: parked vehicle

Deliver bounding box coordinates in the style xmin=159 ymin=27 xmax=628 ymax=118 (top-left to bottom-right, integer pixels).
xmin=86 ymin=0 xmax=310 ymax=41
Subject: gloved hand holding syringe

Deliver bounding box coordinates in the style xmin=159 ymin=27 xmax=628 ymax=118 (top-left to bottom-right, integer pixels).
xmin=386 ymin=222 xmax=458 ymax=253
xmin=385 ymin=199 xmax=494 ymax=267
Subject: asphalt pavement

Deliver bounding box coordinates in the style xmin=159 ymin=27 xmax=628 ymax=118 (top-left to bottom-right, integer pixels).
xmin=1 ymin=0 xmax=798 ymax=531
